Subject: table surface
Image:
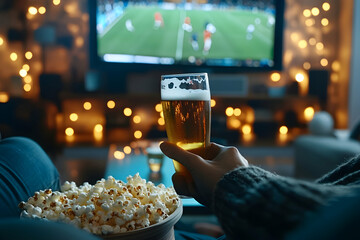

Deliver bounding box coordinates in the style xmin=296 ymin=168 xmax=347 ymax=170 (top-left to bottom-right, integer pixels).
xmin=105 ymin=152 xmax=203 ymax=209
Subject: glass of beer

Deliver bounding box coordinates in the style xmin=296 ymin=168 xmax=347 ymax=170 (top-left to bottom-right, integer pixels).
xmin=161 ymin=73 xmax=211 ymax=178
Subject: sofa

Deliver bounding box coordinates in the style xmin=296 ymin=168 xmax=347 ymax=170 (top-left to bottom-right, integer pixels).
xmin=294 ymin=112 xmax=360 ymax=180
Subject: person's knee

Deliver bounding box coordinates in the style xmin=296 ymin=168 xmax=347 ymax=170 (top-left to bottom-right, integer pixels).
xmin=0 ymin=136 xmax=60 ymax=191
xmin=1 ymin=136 xmax=41 ymax=150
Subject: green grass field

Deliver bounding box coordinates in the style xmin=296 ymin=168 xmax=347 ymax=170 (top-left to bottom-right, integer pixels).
xmin=98 ymin=6 xmax=275 ymax=61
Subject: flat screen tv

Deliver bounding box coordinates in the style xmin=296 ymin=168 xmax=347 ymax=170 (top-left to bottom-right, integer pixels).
xmin=89 ymin=0 xmax=284 ymax=73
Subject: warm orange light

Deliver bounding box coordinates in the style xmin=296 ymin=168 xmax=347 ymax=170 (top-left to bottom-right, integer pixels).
xmin=10 ymin=52 xmax=17 ymax=61
xmin=311 ymin=7 xmax=320 ymax=16
xmin=124 ymin=108 xmax=132 ymax=116
xmin=93 ymin=125 xmax=103 ymax=141
xmin=331 ymin=73 xmax=339 ymax=82
xmin=23 ymin=84 xmax=31 ymax=92
xmin=322 ymin=2 xmax=330 ymax=11
xmin=332 ymin=61 xmax=341 ymax=71
xmin=38 ymin=6 xmax=46 ymax=14
xmin=83 ymin=101 xmax=92 ymax=110
xmin=133 ymin=115 xmax=141 ymax=124
xmin=229 ymin=118 xmax=241 ymax=129
xmin=123 ymin=146 xmax=132 ymax=154
xmin=75 ymin=37 xmax=84 ymax=47
xmin=0 ymin=37 xmax=4 ymax=46
xmin=155 ymin=103 xmax=162 ymax=112
xmin=303 ymin=62 xmax=311 ymax=70
xmin=114 ymin=151 xmax=125 ymax=160
xmin=225 ymin=107 xmax=234 ymax=116
xmin=309 ymin=38 xmax=316 ymax=45
xmin=19 ymin=69 xmax=27 ymax=77
xmin=211 ymin=99 xmax=216 ymax=107
xmin=24 ymin=75 xmax=32 ymax=83
xmin=160 ymin=111 xmax=164 ymax=118
xmin=94 ymin=124 xmax=103 ymax=132
xmin=321 ymin=18 xmax=329 ymax=26
xmin=270 ymin=72 xmax=281 ymax=82
xmin=304 ymin=107 xmax=315 ymax=121
xmin=158 ymin=118 xmax=165 ymax=126
xmin=295 ymin=73 xmax=305 ymax=82
xmin=234 ymin=108 xmax=241 ymax=117
xmin=25 ymin=51 xmax=33 ymax=60
xmin=65 ymin=127 xmax=74 ymax=136
xmin=22 ymin=64 xmax=30 ymax=71
xmin=69 ymin=113 xmax=78 ymax=121
xmin=0 ymin=92 xmax=9 ymax=103
xmin=134 ymin=130 xmax=142 ymax=139
xmin=242 ymin=124 xmax=252 ymax=135
xmin=320 ymin=58 xmax=328 ymax=67
xmin=53 ymin=0 xmax=61 ymax=6
xmin=107 ymin=100 xmax=115 ymax=109
xmin=298 ymin=40 xmax=308 ymax=49
xmin=290 ymin=32 xmax=299 ymax=42
xmin=279 ymin=126 xmax=288 ymax=135
xmin=305 ymin=19 xmax=315 ymax=27
xmin=316 ymin=42 xmax=324 ymax=50
xmin=28 ymin=6 xmax=37 ymax=15
xmin=303 ymin=9 xmax=311 ymax=17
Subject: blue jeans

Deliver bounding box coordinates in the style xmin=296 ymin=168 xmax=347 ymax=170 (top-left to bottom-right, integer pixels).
xmin=0 ymin=137 xmax=223 ymax=239
xmin=0 ymin=137 xmax=61 ymax=218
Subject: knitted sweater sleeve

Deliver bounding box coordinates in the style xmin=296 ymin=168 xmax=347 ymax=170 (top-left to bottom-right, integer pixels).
xmin=316 ymin=154 xmax=360 ymax=185
xmin=213 ymin=166 xmax=353 ymax=240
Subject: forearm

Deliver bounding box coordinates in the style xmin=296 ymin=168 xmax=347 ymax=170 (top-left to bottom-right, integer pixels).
xmin=213 ymin=166 xmax=351 ymax=240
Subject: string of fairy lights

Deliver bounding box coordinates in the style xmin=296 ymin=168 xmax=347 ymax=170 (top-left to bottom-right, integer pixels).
xmin=0 ymin=0 xmax=342 ymax=153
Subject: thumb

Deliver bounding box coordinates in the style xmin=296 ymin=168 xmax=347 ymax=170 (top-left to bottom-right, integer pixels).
xmin=160 ymin=141 xmax=204 ymax=169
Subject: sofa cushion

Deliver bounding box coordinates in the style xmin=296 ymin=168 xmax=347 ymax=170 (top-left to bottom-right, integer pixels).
xmin=294 ymin=135 xmax=360 ymax=179
xmin=349 ymin=120 xmax=360 ymax=141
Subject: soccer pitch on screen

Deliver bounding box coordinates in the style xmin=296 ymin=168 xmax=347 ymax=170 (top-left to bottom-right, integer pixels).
xmin=98 ymin=6 xmax=275 ymax=62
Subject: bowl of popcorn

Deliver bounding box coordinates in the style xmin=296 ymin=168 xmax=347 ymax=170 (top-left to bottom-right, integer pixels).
xmin=19 ymin=174 xmax=182 ymax=240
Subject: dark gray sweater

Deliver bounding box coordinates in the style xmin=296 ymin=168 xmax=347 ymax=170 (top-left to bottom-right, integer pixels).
xmin=213 ymin=154 xmax=360 ymax=240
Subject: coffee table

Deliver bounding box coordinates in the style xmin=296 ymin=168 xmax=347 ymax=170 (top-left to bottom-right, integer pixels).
xmin=104 ymin=149 xmax=209 ymax=214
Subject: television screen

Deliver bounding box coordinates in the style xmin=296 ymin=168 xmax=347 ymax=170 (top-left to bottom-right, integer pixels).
xmin=91 ymin=0 xmax=284 ymax=71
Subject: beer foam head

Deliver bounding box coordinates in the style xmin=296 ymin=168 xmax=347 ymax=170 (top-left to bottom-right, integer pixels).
xmin=161 ymin=75 xmax=210 ymax=101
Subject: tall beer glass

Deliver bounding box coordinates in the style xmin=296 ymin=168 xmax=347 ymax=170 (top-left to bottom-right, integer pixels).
xmin=161 ymin=73 xmax=211 ymax=177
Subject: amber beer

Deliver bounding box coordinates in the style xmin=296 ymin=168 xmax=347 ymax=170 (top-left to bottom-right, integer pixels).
xmin=162 ymin=99 xmax=211 ymax=175
xmin=161 ymin=73 xmax=211 ymax=178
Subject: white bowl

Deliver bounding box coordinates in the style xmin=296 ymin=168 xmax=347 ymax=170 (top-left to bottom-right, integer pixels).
xmin=101 ymin=201 xmax=183 ymax=240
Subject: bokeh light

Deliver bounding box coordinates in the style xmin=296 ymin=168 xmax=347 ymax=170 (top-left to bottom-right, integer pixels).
xmin=234 ymin=108 xmax=241 ymax=117
xmin=279 ymin=126 xmax=288 ymax=135
xmin=155 ymin=103 xmax=162 ymax=112
xmin=83 ymin=102 xmax=92 ymax=110
xmin=304 ymin=107 xmax=315 ymax=121
xmin=10 ymin=52 xmax=18 ymax=61
xmin=28 ymin=6 xmax=37 ymax=15
xmin=133 ymin=115 xmax=141 ymax=124
xmin=225 ymin=107 xmax=234 ymax=116
xmin=65 ymin=127 xmax=74 ymax=136
xmin=270 ymin=72 xmax=281 ymax=82
xmin=69 ymin=113 xmax=78 ymax=121
xmin=107 ymin=100 xmax=115 ymax=109
xmin=25 ymin=51 xmax=33 ymax=60
xmin=124 ymin=108 xmax=132 ymax=116
xmin=322 ymin=2 xmax=330 ymax=11
xmin=134 ymin=130 xmax=142 ymax=139
xmin=123 ymin=146 xmax=132 ymax=154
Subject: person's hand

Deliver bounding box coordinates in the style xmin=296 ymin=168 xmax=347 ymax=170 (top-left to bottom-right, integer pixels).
xmin=160 ymin=142 xmax=248 ymax=207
